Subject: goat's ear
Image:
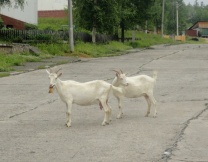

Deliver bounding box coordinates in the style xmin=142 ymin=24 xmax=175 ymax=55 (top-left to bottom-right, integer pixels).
xmin=46 ymin=69 xmax=50 ymax=74
xmin=57 ymin=73 xmax=62 ymax=78
xmin=116 ymin=73 xmax=119 ymax=77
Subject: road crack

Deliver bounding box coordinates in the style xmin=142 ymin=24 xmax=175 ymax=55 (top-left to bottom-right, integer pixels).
xmin=106 ymin=47 xmax=183 ymax=82
xmin=9 ymin=99 xmax=57 ymax=119
xmin=159 ymin=103 xmax=208 ymax=162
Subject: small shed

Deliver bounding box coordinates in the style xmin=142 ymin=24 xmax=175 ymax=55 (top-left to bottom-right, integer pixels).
xmin=186 ymin=21 xmax=208 ymax=37
xmin=0 ymin=0 xmax=37 ymax=30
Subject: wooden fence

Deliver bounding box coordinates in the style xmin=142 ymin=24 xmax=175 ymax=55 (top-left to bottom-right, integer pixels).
xmin=0 ymin=30 xmax=112 ymax=43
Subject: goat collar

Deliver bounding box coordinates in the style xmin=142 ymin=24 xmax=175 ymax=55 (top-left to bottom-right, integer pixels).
xmin=49 ymin=84 xmax=55 ymax=88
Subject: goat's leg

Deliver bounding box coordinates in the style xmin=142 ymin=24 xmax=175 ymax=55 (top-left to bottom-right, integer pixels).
xmin=144 ymin=95 xmax=151 ymax=117
xmin=148 ymin=93 xmax=157 ymax=118
xmin=107 ymin=104 xmax=112 ymax=121
xmin=65 ymin=102 xmax=72 ymax=127
xmin=100 ymin=98 xmax=110 ymax=126
xmin=117 ymin=97 xmax=123 ymax=119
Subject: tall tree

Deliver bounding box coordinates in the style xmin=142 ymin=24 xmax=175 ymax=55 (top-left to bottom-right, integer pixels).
xmin=118 ymin=0 xmax=154 ymax=42
xmin=73 ymin=0 xmax=119 ymax=43
xmin=149 ymin=0 xmax=163 ymax=34
xmin=185 ymin=0 xmax=208 ymax=25
xmin=0 ymin=0 xmax=25 ymax=7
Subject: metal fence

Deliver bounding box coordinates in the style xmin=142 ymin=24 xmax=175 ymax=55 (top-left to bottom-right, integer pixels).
xmin=0 ymin=30 xmax=112 ymax=43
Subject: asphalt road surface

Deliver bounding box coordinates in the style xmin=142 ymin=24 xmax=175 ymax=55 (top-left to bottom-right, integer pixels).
xmin=1 ymin=44 xmax=208 ymax=162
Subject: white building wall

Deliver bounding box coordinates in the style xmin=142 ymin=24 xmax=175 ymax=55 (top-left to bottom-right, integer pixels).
xmin=38 ymin=0 xmax=68 ymax=11
xmin=0 ymin=0 xmax=38 ymax=25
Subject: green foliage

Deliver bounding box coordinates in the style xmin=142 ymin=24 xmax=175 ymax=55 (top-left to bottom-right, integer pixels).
xmin=0 ymin=17 xmax=4 ymax=29
xmin=25 ymin=23 xmax=38 ymax=30
xmin=0 ymin=72 xmax=10 ymax=77
xmin=0 ymin=53 xmax=40 ymax=72
xmin=73 ymin=0 xmax=120 ymax=35
xmin=126 ymin=32 xmax=175 ymax=48
xmin=74 ymin=41 xmax=132 ymax=57
xmin=0 ymin=0 xmax=25 ymax=8
xmin=186 ymin=36 xmax=207 ymax=44
xmin=151 ymin=0 xmax=208 ymax=35
xmin=186 ymin=1 xmax=208 ymax=24
xmin=36 ymin=43 xmax=70 ymax=55
xmin=38 ymin=18 xmax=68 ymax=31
xmin=37 ymin=0 xmax=208 ymax=41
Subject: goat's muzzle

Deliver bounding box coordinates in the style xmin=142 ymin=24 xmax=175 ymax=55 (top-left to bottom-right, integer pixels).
xmin=48 ymin=85 xmax=54 ymax=93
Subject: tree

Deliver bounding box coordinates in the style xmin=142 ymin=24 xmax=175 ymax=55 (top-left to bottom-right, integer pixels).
xmin=74 ymin=0 xmax=154 ymax=43
xmin=118 ymin=0 xmax=154 ymax=42
xmin=186 ymin=0 xmax=208 ymax=25
xmin=156 ymin=0 xmax=187 ymax=35
xmin=149 ymin=0 xmax=162 ymax=34
xmin=0 ymin=0 xmax=25 ymax=7
xmin=73 ymin=0 xmax=119 ymax=43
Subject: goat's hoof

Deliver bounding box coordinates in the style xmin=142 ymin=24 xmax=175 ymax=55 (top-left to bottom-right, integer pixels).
xmin=145 ymin=113 xmax=150 ymax=117
xmin=66 ymin=123 xmax=71 ymax=127
xmin=117 ymin=115 xmax=122 ymax=119
xmin=153 ymin=115 xmax=157 ymax=118
xmin=102 ymin=121 xmax=109 ymax=126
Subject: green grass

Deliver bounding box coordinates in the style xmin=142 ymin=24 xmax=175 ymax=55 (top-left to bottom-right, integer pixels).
xmin=2 ymin=31 xmax=205 ymax=75
xmin=0 ymin=53 xmax=41 ymax=72
xmin=36 ymin=43 xmax=70 ymax=55
xmin=35 ymin=41 xmax=132 ymax=58
xmin=74 ymin=41 xmax=132 ymax=57
xmin=38 ymin=18 xmax=68 ymax=31
xmin=125 ymin=31 xmax=176 ymax=48
xmin=185 ymin=36 xmax=207 ymax=44
xmin=1 ymin=16 xmax=206 ymax=76
xmin=0 ymin=33 xmax=180 ymax=73
xmin=0 ymin=72 xmax=10 ymax=77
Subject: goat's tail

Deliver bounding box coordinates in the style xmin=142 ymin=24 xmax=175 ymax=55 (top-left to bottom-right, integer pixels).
xmin=153 ymin=71 xmax=158 ymax=81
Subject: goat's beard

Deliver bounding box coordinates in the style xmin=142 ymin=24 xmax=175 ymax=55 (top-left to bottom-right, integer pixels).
xmin=49 ymin=87 xmax=54 ymax=93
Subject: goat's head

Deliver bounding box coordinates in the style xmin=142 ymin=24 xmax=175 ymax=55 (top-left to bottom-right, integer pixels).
xmin=113 ymin=69 xmax=128 ymax=86
xmin=46 ymin=68 xmax=62 ymax=93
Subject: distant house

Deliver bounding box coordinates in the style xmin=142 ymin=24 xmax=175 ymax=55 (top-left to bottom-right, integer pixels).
xmin=38 ymin=0 xmax=67 ymax=18
xmin=186 ymin=21 xmax=208 ymax=37
xmin=0 ymin=0 xmax=38 ymax=30
xmin=0 ymin=0 xmax=67 ymax=30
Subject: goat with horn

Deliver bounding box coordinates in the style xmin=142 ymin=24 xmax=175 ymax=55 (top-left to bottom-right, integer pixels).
xmin=46 ymin=67 xmax=112 ymax=127
xmin=111 ymin=69 xmax=158 ymax=118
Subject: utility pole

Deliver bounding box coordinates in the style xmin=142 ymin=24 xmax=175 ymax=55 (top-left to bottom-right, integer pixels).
xmin=176 ymin=2 xmax=179 ymax=36
xmin=161 ymin=0 xmax=165 ymax=37
xmin=68 ymin=0 xmax=74 ymax=52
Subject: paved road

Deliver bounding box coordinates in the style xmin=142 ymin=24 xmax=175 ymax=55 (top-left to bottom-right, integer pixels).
xmin=0 ymin=44 xmax=208 ymax=162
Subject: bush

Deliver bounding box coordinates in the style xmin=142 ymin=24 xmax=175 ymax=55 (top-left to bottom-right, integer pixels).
xmin=25 ymin=23 xmax=38 ymax=30
xmin=129 ymin=42 xmax=140 ymax=48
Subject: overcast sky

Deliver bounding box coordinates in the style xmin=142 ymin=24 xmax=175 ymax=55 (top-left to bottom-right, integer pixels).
xmin=183 ymin=0 xmax=208 ymax=5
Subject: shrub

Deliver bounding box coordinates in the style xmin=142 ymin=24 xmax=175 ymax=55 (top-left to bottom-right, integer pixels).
xmin=25 ymin=23 xmax=38 ymax=30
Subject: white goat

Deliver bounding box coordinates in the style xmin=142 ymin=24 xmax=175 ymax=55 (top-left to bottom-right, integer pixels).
xmin=111 ymin=69 xmax=157 ymax=118
xmin=46 ymin=68 xmax=112 ymax=127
